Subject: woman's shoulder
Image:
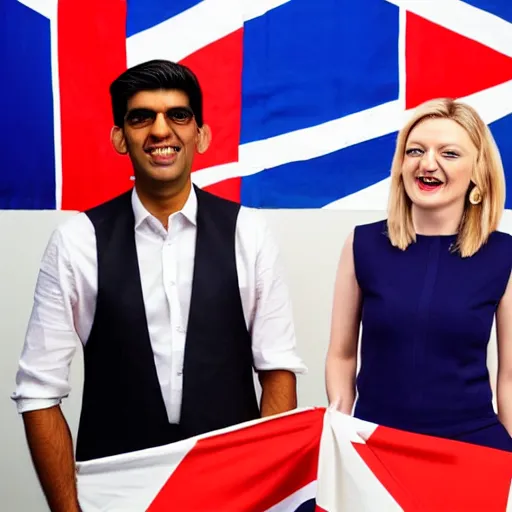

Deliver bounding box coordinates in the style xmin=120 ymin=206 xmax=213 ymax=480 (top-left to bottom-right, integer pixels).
xmin=485 ymin=230 xmax=512 ymax=253
xmin=474 ymin=230 xmax=512 ymax=272
xmin=489 ymin=229 xmax=512 ymax=242
xmin=354 ymin=219 xmax=388 ymax=237
xmin=352 ymin=220 xmax=391 ymax=257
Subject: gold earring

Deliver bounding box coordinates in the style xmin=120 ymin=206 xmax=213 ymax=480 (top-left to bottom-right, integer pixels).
xmin=469 ymin=187 xmax=482 ymax=205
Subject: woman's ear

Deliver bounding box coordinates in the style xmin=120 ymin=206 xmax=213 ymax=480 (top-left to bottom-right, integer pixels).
xmin=111 ymin=126 xmax=128 ymax=155
xmin=196 ymin=124 xmax=212 ymax=154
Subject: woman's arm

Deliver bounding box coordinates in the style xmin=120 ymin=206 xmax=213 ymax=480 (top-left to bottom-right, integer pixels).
xmin=496 ymin=271 xmax=512 ymax=435
xmin=325 ymin=230 xmax=362 ymax=414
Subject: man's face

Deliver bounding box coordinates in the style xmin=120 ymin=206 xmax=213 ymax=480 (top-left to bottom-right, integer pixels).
xmin=112 ymin=89 xmax=208 ymax=187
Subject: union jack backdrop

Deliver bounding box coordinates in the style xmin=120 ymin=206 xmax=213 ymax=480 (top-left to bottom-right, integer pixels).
xmin=2 ymin=0 xmax=512 ymax=211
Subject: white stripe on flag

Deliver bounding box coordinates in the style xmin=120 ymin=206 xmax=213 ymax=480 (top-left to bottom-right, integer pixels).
xmin=385 ymin=0 xmax=512 ymax=58
xmin=49 ymin=2 xmax=63 ymax=210
xmin=16 ymin=0 xmax=63 ymax=209
xmin=315 ymin=408 xmax=403 ymax=512
xmin=243 ymin=0 xmax=292 ymax=23
xmin=127 ymin=0 xmax=243 ymax=67
xmin=126 ymin=0 xmax=291 ymax=67
xmin=76 ymin=408 xmax=315 ymax=511
xmin=397 ymin=6 xmax=406 ymax=110
xmin=191 ymin=100 xmax=405 ymax=187
xmin=16 ymin=0 xmax=56 ymax=19
xmin=506 ymin=480 xmax=512 ymax=512
xmin=76 ymin=438 xmax=197 ymax=512
xmin=192 ymin=77 xmax=512 ymax=195
xmin=322 ymin=79 xmax=512 ymax=210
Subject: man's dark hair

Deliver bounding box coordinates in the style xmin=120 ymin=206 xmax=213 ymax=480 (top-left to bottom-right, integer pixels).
xmin=109 ymin=59 xmax=204 ymax=127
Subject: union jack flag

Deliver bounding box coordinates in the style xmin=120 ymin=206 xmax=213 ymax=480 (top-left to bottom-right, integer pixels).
xmin=75 ymin=408 xmax=512 ymax=511
xmin=2 ymin=0 xmax=512 ymax=211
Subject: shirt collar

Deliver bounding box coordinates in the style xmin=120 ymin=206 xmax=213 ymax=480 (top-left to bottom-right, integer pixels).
xmin=131 ymin=185 xmax=198 ymax=229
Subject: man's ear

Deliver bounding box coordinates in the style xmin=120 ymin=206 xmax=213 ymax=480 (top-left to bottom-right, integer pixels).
xmin=196 ymin=124 xmax=212 ymax=154
xmin=111 ymin=126 xmax=128 ymax=155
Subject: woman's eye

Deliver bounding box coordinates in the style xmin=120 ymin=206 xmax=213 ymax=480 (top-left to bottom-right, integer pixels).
xmin=405 ymin=148 xmax=422 ymax=156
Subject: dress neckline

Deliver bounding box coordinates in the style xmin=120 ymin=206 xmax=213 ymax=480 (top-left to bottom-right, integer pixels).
xmin=415 ymin=233 xmax=457 ymax=239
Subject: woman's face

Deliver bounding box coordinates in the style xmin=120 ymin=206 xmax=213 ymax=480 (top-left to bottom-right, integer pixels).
xmin=401 ymin=117 xmax=478 ymax=213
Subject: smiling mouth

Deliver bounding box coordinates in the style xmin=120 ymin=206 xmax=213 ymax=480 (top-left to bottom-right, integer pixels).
xmin=145 ymin=145 xmax=181 ymax=156
xmin=416 ymin=176 xmax=443 ymax=191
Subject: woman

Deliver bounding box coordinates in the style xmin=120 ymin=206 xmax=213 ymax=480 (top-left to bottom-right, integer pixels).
xmin=325 ymin=98 xmax=512 ymax=451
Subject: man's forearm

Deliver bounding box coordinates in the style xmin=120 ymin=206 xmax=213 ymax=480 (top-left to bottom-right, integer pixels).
xmin=22 ymin=406 xmax=80 ymax=512
xmin=259 ymin=370 xmax=297 ymax=417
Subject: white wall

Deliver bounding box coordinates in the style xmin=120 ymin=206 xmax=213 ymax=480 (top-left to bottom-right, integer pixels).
xmin=1 ymin=208 xmax=508 ymax=510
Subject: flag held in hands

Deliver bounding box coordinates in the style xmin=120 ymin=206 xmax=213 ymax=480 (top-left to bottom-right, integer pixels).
xmin=76 ymin=408 xmax=512 ymax=511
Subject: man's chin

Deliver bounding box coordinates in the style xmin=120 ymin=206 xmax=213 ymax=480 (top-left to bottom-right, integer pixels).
xmin=148 ymin=166 xmax=183 ymax=181
xmin=134 ymin=167 xmax=190 ymax=186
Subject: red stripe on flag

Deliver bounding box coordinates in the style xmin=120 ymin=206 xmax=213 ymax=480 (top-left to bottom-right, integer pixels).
xmin=148 ymin=409 xmax=325 ymax=511
xmin=353 ymin=425 xmax=512 ymax=511
xmin=203 ymin=177 xmax=242 ymax=203
xmin=406 ymin=12 xmax=512 ymax=109
xmin=180 ymin=29 xmax=243 ymax=203
xmin=58 ymin=0 xmax=132 ymax=211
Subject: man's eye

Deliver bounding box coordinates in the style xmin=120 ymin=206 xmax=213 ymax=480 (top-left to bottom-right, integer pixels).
xmin=126 ymin=110 xmax=154 ymax=125
xmin=168 ymin=108 xmax=193 ymax=123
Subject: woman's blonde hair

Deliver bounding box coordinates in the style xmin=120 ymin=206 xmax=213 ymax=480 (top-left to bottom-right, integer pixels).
xmin=387 ymin=98 xmax=506 ymax=257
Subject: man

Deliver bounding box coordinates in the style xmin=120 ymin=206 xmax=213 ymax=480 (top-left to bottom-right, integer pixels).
xmin=12 ymin=60 xmax=306 ymax=512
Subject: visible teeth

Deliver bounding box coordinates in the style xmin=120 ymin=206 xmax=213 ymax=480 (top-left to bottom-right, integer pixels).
xmin=151 ymin=147 xmax=176 ymax=156
xmin=420 ymin=177 xmax=441 ymax=184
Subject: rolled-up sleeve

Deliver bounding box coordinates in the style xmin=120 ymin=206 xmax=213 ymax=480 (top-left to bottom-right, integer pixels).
xmin=250 ymin=217 xmax=307 ymax=374
xmin=12 ymin=228 xmax=79 ymax=413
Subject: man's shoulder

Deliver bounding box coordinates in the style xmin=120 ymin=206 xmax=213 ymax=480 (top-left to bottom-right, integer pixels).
xmin=49 ymin=193 xmax=133 ymax=254
xmin=236 ymin=206 xmax=276 ymax=257
xmin=37 ymin=212 xmax=96 ymax=273
xmin=84 ymin=189 xmax=133 ymax=224
xmin=54 ymin=189 xmax=132 ymax=243
xmin=194 ymin=186 xmax=241 ymax=213
xmin=49 ymin=211 xmax=96 ymax=254
xmin=238 ymin=205 xmax=270 ymax=232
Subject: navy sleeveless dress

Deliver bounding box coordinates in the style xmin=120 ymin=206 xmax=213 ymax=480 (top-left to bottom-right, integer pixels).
xmin=353 ymin=220 xmax=512 ymax=452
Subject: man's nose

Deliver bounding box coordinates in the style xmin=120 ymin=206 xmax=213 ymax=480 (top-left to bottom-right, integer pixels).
xmin=149 ymin=113 xmax=173 ymax=138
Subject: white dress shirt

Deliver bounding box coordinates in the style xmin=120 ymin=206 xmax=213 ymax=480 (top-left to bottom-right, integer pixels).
xmin=12 ymin=187 xmax=307 ymax=422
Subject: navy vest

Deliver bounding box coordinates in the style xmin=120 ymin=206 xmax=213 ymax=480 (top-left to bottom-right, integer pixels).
xmin=75 ymin=186 xmax=259 ymax=461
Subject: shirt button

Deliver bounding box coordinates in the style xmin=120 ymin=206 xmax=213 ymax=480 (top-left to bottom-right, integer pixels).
xmin=177 ymin=326 xmax=186 ymax=334
xmin=177 ymin=370 xmax=183 ymax=376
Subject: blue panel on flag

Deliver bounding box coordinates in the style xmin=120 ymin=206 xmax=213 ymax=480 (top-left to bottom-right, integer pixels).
xmin=294 ymin=498 xmax=316 ymax=511
xmin=461 ymin=1 xmax=512 ymax=22
xmin=0 ymin=1 xmax=55 ymax=209
xmin=240 ymin=0 xmax=399 ymax=144
xmin=240 ymin=132 xmax=397 ymax=208
xmin=488 ymin=113 xmax=512 ymax=209
xmin=126 ymin=0 xmax=202 ymax=37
